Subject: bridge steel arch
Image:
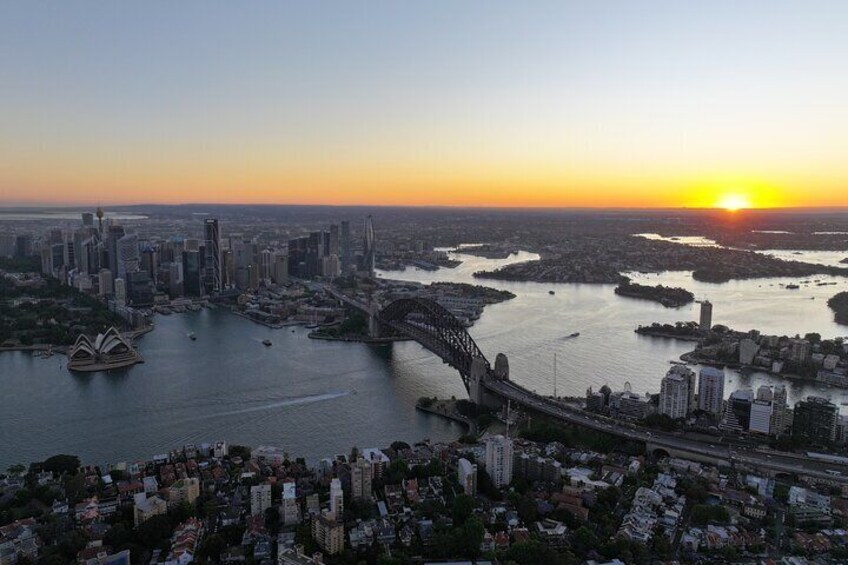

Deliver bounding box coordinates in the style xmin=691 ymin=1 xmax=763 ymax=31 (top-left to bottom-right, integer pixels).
xmin=378 ymin=297 xmax=490 ymax=389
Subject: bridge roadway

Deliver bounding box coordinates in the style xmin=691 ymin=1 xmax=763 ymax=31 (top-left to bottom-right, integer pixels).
xmin=484 ymin=379 xmax=848 ymax=484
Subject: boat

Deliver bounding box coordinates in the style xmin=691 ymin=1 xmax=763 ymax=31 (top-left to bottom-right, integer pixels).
xmin=188 ymin=332 xmax=197 ymax=341
xmin=548 ymin=290 xmax=555 ymax=295
xmin=564 ymin=332 xmax=580 ymax=339
xmin=262 ymin=339 xmax=272 ymax=346
xmin=786 ymin=284 xmax=800 ymax=290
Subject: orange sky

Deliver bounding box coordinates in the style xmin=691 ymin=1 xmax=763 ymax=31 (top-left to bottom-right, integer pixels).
xmin=2 ymin=3 xmax=848 ymax=210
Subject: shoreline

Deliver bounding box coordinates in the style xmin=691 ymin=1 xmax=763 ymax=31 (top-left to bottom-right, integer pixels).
xmin=307 ymin=332 xmax=410 ymax=344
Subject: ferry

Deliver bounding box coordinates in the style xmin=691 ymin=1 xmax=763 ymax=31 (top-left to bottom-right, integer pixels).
xmin=262 ymin=339 xmax=272 ymax=346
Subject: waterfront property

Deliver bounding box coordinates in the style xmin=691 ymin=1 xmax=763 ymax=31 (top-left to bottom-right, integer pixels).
xmin=67 ymin=327 xmax=142 ymax=372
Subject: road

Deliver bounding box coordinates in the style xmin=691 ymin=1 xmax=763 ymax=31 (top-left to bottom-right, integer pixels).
xmin=486 ymin=379 xmax=848 ymax=484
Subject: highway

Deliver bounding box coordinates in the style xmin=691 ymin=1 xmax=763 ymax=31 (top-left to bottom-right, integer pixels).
xmin=486 ymin=379 xmax=848 ymax=484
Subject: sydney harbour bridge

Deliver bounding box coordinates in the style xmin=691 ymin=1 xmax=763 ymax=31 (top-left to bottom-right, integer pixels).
xmin=326 ymin=288 xmax=848 ymax=483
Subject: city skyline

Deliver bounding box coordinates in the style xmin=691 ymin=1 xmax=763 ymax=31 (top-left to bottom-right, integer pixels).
xmin=3 ymin=2 xmax=848 ymax=209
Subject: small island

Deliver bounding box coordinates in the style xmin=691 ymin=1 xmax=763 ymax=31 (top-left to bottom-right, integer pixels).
xmin=614 ymin=281 xmax=694 ymax=308
xmin=828 ymin=291 xmax=848 ymax=325
xmin=635 ymin=321 xmax=703 ymax=341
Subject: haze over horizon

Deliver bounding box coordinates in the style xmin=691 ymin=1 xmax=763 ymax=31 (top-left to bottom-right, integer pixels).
xmin=2 ymin=1 xmax=848 ymax=209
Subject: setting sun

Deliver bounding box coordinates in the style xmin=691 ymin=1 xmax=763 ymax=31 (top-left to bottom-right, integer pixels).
xmin=715 ymin=193 xmax=752 ymax=211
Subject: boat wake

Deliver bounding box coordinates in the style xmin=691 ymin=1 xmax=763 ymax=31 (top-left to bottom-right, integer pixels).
xmin=201 ymin=391 xmax=351 ymax=419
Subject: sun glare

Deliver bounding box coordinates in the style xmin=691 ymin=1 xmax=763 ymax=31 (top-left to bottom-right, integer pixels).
xmin=715 ymin=193 xmax=751 ymax=212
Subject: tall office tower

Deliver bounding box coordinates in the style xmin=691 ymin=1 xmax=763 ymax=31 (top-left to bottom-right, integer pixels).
xmin=328 ymin=224 xmax=340 ymax=256
xmin=320 ymin=254 xmax=340 ymax=278
xmin=182 ymin=251 xmax=202 ymax=297
xmin=697 ymin=367 xmax=725 ymax=415
xmin=361 ymin=215 xmax=376 ymax=277
xmin=203 ymin=218 xmax=222 ymax=293
xmin=127 ymin=271 xmax=154 ymax=306
xmin=457 ymin=458 xmax=477 ymax=496
xmin=771 ymin=385 xmax=789 ymax=436
xmin=64 ymin=240 xmax=76 ymax=270
xmin=50 ymin=243 xmax=65 ymax=276
xmin=105 ymin=224 xmax=126 ymax=278
xmin=250 ymin=483 xmax=272 ymax=516
xmin=169 ymin=262 xmax=184 ymax=297
xmin=659 ymin=365 xmax=695 ymax=419
xmin=749 ymin=399 xmax=773 ymax=434
xmin=81 ymin=212 xmax=94 ymax=227
xmin=340 ymin=220 xmax=353 ymax=274
xmin=272 ymin=253 xmax=288 ymax=285
xmin=184 ymin=239 xmax=200 ymax=252
xmin=99 ymin=269 xmax=114 ymax=296
xmin=281 ymin=482 xmax=300 ymax=525
xmin=260 ymin=249 xmax=273 ymax=280
xmin=306 ymin=231 xmax=326 ymax=278
xmin=721 ymin=389 xmax=754 ymax=432
xmin=329 ymin=478 xmax=343 ymax=520
xmin=351 ymin=458 xmax=372 ymax=501
xmin=14 ymin=235 xmax=32 ymax=258
xmin=699 ymin=300 xmax=713 ymax=331
xmin=140 ymin=245 xmax=157 ymax=281
xmin=114 ymin=278 xmax=126 ymax=305
xmin=287 ymin=237 xmax=309 ymax=278
xmin=792 ymin=396 xmax=838 ymax=443
xmin=231 ymin=239 xmax=250 ymax=289
xmin=116 ymin=233 xmax=140 ymax=279
xmin=0 ymin=235 xmax=15 ymax=257
xmin=485 ymin=435 xmax=513 ymax=488
xmin=221 ymin=249 xmax=233 ymax=288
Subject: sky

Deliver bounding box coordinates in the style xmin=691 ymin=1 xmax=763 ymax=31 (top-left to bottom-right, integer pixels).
xmin=1 ymin=1 xmax=847 ymax=209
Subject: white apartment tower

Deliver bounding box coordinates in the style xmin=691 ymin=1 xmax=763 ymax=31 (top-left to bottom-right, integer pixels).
xmin=697 ymin=367 xmax=725 ymax=416
xmin=329 ymin=478 xmax=343 ymax=520
xmin=485 ymin=435 xmax=513 ymax=488
xmin=250 ymin=483 xmax=272 ymax=516
xmin=659 ymin=365 xmax=695 ymax=419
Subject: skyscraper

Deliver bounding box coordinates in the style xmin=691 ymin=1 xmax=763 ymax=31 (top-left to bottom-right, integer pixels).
xmin=697 ymin=367 xmax=725 ymax=416
xmin=659 ymin=365 xmax=695 ymax=419
xmin=361 ymin=215 xmax=375 ymax=277
xmin=699 ymin=300 xmax=713 ymax=331
xmin=116 ymin=233 xmax=140 ymax=279
xmin=182 ymin=250 xmax=202 ymax=297
xmin=485 ymin=435 xmax=513 ymax=488
xmin=203 ymin=218 xmax=222 ymax=293
xmin=351 ymin=458 xmax=372 ymax=501
xmin=792 ymin=396 xmax=838 ymax=444
xmin=250 ymin=484 xmax=272 ymax=516
xmin=329 ymin=478 xmax=343 ymax=520
xmin=771 ymin=385 xmax=789 ymax=436
xmin=282 ymin=482 xmax=299 ymax=526
xmin=81 ymin=212 xmax=94 ymax=227
xmin=340 ymin=220 xmax=353 ymax=274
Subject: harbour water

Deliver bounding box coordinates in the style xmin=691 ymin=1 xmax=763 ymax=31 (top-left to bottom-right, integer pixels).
xmin=2 ymin=247 xmax=848 ymax=468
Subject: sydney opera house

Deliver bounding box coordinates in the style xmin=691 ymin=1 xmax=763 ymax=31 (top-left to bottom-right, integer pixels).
xmin=67 ymin=327 xmax=141 ymax=372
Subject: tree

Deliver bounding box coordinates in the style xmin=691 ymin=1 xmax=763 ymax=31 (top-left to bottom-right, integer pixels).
xmin=456 ymin=515 xmax=485 ymax=558
xmin=452 ymin=494 xmax=474 ymax=526
xmin=40 ymin=454 xmax=80 ymax=476
xmin=264 ymin=506 xmax=281 ymax=535
xmin=6 ymin=463 xmax=26 ymax=477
